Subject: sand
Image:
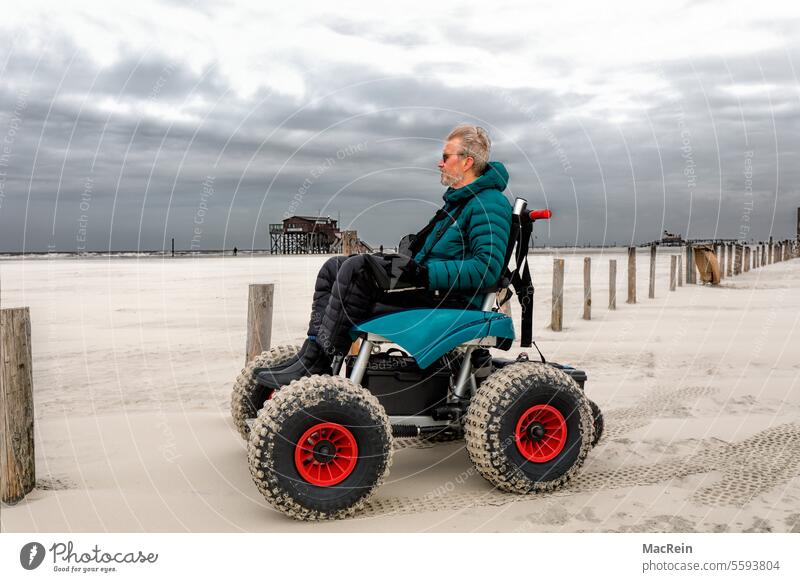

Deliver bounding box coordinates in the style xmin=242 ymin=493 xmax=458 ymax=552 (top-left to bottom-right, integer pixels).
xmin=1 ymin=249 xmax=799 ymax=532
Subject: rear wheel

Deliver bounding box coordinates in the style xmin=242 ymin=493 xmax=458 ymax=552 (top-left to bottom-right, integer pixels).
xmin=248 ymin=375 xmax=393 ymax=520
xmin=464 ymin=362 xmax=593 ymax=493
xmin=230 ymin=344 xmax=299 ymax=439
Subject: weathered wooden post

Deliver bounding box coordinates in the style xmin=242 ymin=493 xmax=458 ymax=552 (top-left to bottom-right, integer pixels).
xmin=670 ymin=255 xmax=677 ymax=291
xmin=341 ymin=231 xmax=356 ymax=255
xmin=627 ymin=247 xmax=637 ymax=304
xmin=768 ymin=237 xmax=774 ymax=264
xmin=1 ymin=307 xmax=36 ymax=505
xmin=246 ymin=283 xmax=274 ymax=364
xmin=744 ymin=246 xmax=751 ymax=272
xmin=648 ymin=244 xmax=656 ymax=299
xmin=551 ymin=258 xmax=564 ymax=331
xmin=685 ymin=244 xmax=694 ymax=284
xmin=761 ymin=243 xmax=766 ymax=267
xmin=608 ymin=259 xmax=617 ymax=310
xmin=583 ymin=257 xmax=591 ymax=320
xmin=734 ymin=244 xmax=742 ymax=275
xmin=727 ymin=243 xmax=733 ymax=276
xmin=677 ymin=255 xmax=683 ymax=286
xmin=719 ymin=244 xmax=725 ymax=279
xmin=497 ymin=288 xmax=513 ymax=317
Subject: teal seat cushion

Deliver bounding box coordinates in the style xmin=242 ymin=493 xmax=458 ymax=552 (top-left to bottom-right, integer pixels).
xmin=351 ymin=308 xmax=514 ymax=369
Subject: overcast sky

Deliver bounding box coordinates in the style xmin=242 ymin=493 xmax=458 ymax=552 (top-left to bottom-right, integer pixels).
xmin=1 ymin=0 xmax=799 ymax=252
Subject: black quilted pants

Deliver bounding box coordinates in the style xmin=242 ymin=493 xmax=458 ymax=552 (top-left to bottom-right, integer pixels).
xmin=308 ymin=254 xmax=472 ymax=357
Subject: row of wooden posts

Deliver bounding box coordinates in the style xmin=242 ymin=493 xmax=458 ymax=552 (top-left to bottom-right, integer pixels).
xmin=2 ymin=239 xmax=797 ymax=503
xmin=550 ymin=239 xmax=798 ymax=331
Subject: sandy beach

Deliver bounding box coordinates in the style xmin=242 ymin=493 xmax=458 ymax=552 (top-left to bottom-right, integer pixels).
xmin=1 ymin=249 xmax=799 ymax=532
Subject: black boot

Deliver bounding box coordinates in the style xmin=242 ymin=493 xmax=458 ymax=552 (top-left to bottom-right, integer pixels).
xmin=255 ymin=340 xmax=332 ymax=389
xmin=252 ymin=338 xmax=312 ymax=376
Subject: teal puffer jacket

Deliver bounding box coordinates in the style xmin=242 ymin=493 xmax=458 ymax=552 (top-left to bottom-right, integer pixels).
xmin=414 ymin=162 xmax=512 ymax=304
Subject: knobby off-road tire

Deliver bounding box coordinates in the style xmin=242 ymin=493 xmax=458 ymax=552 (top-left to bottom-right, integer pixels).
xmin=464 ymin=362 xmax=594 ymax=494
xmin=589 ymin=399 xmax=604 ymax=447
xmin=248 ymin=375 xmax=393 ymax=521
xmin=231 ymin=344 xmax=300 ymax=439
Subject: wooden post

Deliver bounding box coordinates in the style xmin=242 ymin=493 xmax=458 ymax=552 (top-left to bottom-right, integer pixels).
xmin=341 ymin=231 xmax=355 ymax=255
xmin=677 ymin=255 xmax=683 ymax=286
xmin=670 ymin=255 xmax=677 ymax=291
xmin=734 ymin=245 xmax=742 ymax=275
xmin=551 ymin=258 xmax=564 ymax=331
xmin=727 ymin=243 xmax=733 ymax=276
xmin=171 ymin=237 xmax=175 ymax=257
xmin=246 ymin=284 xmax=274 ymax=364
xmin=608 ymin=259 xmax=617 ymax=310
xmin=497 ymin=287 xmax=513 ymax=317
xmin=627 ymin=247 xmax=636 ymax=304
xmin=719 ymin=244 xmax=725 ymax=279
xmin=685 ymin=244 xmax=693 ymax=284
xmin=648 ymin=244 xmax=656 ymax=299
xmin=761 ymin=243 xmax=766 ymax=267
xmin=583 ymin=257 xmax=591 ymax=320
xmin=768 ymin=237 xmax=774 ymax=264
xmin=744 ymin=246 xmax=751 ymax=272
xmin=1 ymin=307 xmax=35 ymax=505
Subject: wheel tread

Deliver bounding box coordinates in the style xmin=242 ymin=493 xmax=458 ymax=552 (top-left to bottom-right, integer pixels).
xmin=247 ymin=374 xmax=393 ymax=521
xmin=464 ymin=362 xmax=594 ymax=494
xmin=230 ymin=344 xmax=300 ymax=439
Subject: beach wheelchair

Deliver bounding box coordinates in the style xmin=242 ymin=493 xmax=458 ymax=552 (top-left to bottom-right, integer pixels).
xmin=232 ymin=198 xmax=603 ymax=520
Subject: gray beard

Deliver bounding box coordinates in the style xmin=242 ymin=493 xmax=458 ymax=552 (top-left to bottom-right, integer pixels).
xmin=440 ymin=172 xmax=460 ymax=187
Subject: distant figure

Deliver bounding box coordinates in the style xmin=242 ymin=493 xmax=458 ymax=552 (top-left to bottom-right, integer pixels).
xmin=379 ymin=245 xmax=384 ymax=254
xmin=233 ymin=246 xmax=238 ymax=256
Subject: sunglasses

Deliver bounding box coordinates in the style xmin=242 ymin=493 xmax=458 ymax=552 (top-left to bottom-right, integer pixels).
xmin=442 ymin=152 xmax=464 ymax=162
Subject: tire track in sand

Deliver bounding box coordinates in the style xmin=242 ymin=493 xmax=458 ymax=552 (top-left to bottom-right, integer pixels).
xmin=360 ymin=420 xmax=800 ymax=518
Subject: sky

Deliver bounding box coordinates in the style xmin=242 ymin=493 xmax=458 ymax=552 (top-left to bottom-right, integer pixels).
xmin=1 ymin=0 xmax=799 ymax=251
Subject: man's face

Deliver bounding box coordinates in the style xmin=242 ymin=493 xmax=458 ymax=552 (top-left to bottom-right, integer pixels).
xmin=439 ymin=138 xmax=467 ymax=187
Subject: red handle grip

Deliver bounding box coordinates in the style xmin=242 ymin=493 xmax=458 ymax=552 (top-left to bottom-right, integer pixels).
xmin=529 ymin=209 xmax=552 ymax=220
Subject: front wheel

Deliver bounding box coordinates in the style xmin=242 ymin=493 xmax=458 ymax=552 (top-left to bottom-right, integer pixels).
xmin=248 ymin=375 xmax=393 ymax=520
xmin=464 ymin=362 xmax=593 ymax=493
xmin=230 ymin=344 xmax=300 ymax=439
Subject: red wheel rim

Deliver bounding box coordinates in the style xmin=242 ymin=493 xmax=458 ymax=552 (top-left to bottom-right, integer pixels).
xmin=294 ymin=422 xmax=358 ymax=486
xmin=515 ymin=404 xmax=567 ymax=463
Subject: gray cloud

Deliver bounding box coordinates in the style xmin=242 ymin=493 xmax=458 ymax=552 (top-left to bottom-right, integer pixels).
xmin=1 ymin=13 xmax=799 ymax=253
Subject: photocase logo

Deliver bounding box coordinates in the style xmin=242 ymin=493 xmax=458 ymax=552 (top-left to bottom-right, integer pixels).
xmin=20 ymin=542 xmax=46 ymax=570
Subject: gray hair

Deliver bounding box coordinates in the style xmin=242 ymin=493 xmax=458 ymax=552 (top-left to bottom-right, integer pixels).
xmin=447 ymin=124 xmax=491 ymax=174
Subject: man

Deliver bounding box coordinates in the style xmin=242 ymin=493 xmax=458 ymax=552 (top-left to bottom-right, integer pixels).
xmin=256 ymin=125 xmax=512 ymax=388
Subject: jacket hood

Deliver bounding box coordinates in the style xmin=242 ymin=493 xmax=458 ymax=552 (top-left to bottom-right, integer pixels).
xmin=443 ymin=161 xmax=509 ymax=204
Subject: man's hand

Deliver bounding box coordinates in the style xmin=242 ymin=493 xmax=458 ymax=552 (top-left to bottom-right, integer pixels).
xmin=393 ymin=258 xmax=428 ymax=289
